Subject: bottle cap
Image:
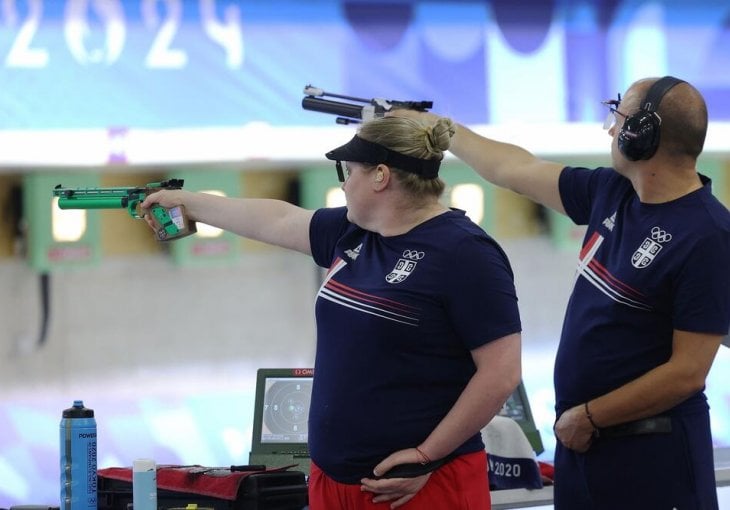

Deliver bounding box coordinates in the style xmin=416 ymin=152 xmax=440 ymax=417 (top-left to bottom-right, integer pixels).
xmin=133 ymin=459 xmax=156 ymax=472
xmin=62 ymin=400 xmax=94 ymax=418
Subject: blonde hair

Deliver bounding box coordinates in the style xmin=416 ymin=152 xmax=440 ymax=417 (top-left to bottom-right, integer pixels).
xmin=357 ymin=116 xmax=455 ymax=198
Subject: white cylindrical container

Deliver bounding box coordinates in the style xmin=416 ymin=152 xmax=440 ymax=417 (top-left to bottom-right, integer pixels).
xmin=132 ymin=458 xmax=157 ymax=510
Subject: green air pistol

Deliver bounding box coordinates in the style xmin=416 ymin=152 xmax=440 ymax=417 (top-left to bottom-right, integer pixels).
xmin=52 ymin=179 xmax=197 ymax=241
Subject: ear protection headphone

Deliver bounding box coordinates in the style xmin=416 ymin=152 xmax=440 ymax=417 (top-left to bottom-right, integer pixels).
xmin=618 ymin=76 xmax=685 ymax=161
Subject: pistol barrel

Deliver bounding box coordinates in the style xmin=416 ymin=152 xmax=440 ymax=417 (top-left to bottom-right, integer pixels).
xmin=53 ymin=187 xmax=137 ymax=210
xmin=56 ymin=196 xmax=127 ymax=209
xmin=302 ymin=97 xmax=364 ymax=120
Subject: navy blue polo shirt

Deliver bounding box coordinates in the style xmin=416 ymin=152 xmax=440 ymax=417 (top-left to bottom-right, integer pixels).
xmin=554 ymin=167 xmax=730 ymax=415
xmin=307 ymin=207 xmax=521 ymax=483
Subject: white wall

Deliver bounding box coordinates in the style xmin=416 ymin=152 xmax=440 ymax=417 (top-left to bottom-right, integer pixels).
xmin=1 ymin=249 xmax=318 ymax=390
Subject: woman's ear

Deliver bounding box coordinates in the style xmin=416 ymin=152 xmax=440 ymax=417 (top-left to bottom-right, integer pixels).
xmin=373 ymin=164 xmax=390 ymax=189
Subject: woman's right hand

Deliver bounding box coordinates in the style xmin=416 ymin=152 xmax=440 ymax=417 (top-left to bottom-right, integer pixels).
xmin=140 ymin=189 xmax=188 ymax=231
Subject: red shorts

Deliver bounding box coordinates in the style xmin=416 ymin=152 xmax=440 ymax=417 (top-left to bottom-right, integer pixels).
xmin=308 ymin=450 xmax=491 ymax=510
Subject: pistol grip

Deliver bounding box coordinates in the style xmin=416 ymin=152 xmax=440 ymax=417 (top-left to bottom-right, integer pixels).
xmin=151 ymin=205 xmax=197 ymax=241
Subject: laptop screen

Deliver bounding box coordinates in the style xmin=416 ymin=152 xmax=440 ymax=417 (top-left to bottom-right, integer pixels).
xmin=250 ymin=368 xmax=314 ymax=456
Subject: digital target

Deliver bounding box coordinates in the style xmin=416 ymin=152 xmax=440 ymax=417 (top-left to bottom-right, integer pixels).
xmin=261 ymin=378 xmax=312 ymax=442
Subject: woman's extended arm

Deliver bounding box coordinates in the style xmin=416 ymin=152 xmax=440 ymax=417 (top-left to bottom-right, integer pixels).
xmin=141 ymin=190 xmax=315 ymax=255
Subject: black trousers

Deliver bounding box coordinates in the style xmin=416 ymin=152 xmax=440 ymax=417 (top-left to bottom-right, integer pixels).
xmin=553 ymin=411 xmax=718 ymax=510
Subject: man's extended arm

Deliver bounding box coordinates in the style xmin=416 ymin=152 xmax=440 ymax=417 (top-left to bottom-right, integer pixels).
xmin=389 ymin=110 xmax=567 ymax=213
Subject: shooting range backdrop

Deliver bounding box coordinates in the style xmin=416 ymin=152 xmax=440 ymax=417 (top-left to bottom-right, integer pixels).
xmin=1 ymin=0 xmax=730 ymax=506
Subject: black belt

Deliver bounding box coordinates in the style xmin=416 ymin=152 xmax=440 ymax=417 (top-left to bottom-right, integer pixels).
xmin=599 ymin=416 xmax=672 ymax=439
xmin=375 ymin=451 xmax=461 ymax=479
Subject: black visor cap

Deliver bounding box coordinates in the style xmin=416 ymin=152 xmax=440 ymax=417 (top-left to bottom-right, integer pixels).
xmin=325 ymin=135 xmax=440 ymax=182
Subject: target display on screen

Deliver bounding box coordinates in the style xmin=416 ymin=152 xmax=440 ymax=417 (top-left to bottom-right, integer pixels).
xmin=261 ymin=377 xmax=312 ymax=443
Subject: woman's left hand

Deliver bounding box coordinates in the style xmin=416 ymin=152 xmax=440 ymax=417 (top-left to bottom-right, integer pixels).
xmin=360 ymin=449 xmax=431 ymax=508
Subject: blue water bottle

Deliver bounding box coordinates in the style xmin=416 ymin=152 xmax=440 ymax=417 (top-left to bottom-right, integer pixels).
xmin=60 ymin=400 xmax=98 ymax=510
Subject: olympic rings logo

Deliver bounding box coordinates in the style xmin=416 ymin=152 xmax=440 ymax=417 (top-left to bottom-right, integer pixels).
xmin=651 ymin=226 xmax=672 ymax=243
xmin=402 ymin=250 xmax=425 ymax=260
